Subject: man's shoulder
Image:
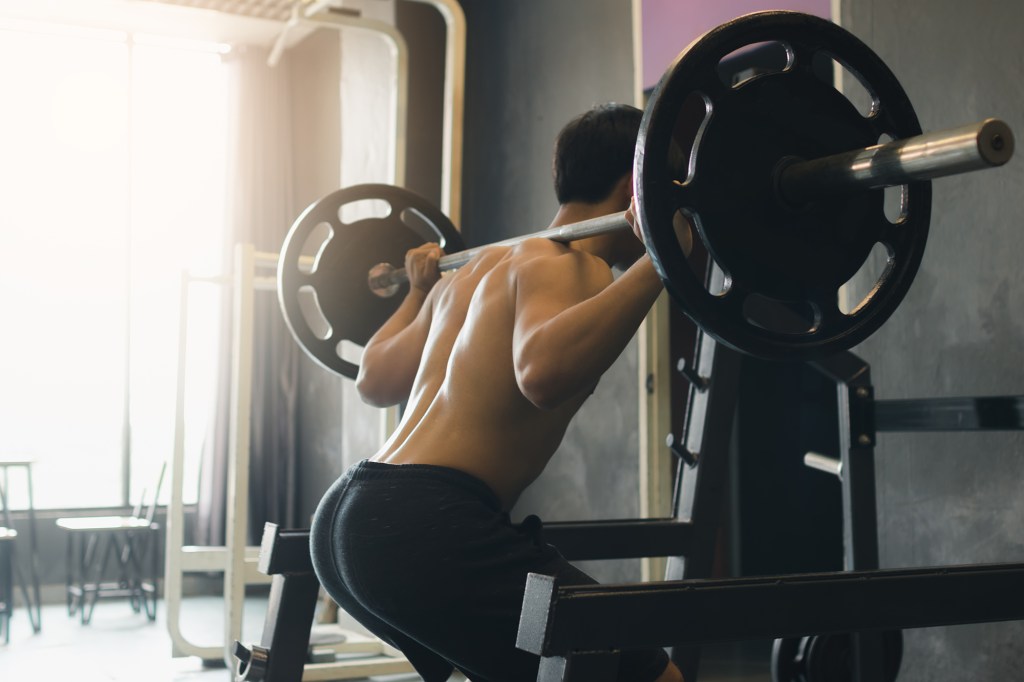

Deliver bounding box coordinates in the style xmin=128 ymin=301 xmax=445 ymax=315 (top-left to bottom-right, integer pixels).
xmin=512 ymin=236 xmax=569 ymax=255
xmin=510 ymin=239 xmax=612 ymax=289
xmin=512 ymin=238 xmax=603 ymax=265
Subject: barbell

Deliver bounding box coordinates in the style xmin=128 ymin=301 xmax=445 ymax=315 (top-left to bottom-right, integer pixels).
xmin=365 ymin=119 xmax=1011 ymax=297
xmin=277 ymin=11 xmax=1015 ymax=379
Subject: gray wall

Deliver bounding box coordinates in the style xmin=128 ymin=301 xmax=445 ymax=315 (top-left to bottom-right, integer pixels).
xmin=843 ymin=0 xmax=1024 ymax=679
xmin=335 ymin=2 xmax=406 ymax=486
xmin=458 ymin=0 xmax=642 ymax=583
xmin=289 ymin=29 xmax=348 ymax=525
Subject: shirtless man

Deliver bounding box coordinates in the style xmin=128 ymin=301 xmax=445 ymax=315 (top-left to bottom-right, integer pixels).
xmin=310 ymin=103 xmax=684 ymax=682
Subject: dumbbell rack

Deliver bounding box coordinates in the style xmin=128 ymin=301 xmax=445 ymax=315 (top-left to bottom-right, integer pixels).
xmin=516 ymin=330 xmax=1024 ymax=681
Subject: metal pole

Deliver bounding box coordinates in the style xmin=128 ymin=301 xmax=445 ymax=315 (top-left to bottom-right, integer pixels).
xmin=369 ymin=211 xmax=631 ymax=295
xmin=778 ymin=118 xmax=1014 ymax=206
xmin=406 ymin=0 xmax=466 ymax=226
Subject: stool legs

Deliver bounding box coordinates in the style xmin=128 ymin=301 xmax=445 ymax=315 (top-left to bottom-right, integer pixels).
xmin=65 ymin=532 xmax=75 ymax=617
xmin=62 ymin=527 xmax=160 ymax=624
xmin=23 ymin=467 xmax=41 ymax=632
xmin=0 ymin=462 xmax=42 ymax=633
xmin=0 ymin=537 xmax=13 ymax=644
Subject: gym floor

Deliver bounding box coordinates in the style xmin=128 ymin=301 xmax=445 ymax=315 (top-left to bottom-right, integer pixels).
xmin=0 ymin=595 xmax=773 ymax=681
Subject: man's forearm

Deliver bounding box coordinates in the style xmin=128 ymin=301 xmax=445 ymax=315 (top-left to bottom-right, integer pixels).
xmin=367 ymin=287 xmax=429 ymax=349
xmin=357 ymin=287 xmax=431 ymax=406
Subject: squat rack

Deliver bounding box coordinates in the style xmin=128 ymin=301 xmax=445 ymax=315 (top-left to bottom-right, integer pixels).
xmin=167 ymin=245 xmax=416 ymax=679
xmin=233 ymin=325 xmax=1024 ymax=681
xmin=516 ymin=329 xmax=1024 ymax=681
xmin=165 ymin=245 xmax=274 ymax=665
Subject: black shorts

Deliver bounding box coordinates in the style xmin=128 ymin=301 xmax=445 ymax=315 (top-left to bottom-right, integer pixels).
xmin=309 ymin=460 xmax=670 ymax=682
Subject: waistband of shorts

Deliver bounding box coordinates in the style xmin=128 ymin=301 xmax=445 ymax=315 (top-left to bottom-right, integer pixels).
xmin=348 ymin=459 xmax=503 ymax=512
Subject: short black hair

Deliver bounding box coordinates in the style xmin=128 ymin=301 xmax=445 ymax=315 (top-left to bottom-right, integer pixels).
xmin=552 ymin=103 xmax=643 ymax=205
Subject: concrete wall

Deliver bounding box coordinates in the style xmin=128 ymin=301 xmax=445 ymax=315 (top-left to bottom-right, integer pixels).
xmin=294 ymin=2 xmax=406 ymax=520
xmin=842 ymin=0 xmax=1024 ymax=679
xmin=335 ymin=2 xmax=402 ymax=483
xmin=289 ymin=28 xmax=347 ymax=524
xmin=457 ymin=0 xmax=641 ymax=583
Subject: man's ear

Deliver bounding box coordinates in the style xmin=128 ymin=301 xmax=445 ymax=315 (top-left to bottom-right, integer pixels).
xmin=615 ymin=174 xmax=633 ymax=206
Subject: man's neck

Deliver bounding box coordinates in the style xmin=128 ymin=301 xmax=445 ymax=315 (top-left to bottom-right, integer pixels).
xmin=549 ymin=198 xmax=627 ymax=267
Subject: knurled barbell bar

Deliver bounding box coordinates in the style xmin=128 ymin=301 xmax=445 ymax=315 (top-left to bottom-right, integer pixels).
xmin=277 ymin=11 xmax=1016 ymax=379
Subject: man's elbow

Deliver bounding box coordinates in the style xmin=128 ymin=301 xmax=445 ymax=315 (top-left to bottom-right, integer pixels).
xmin=354 ymin=380 xmax=390 ymax=408
xmin=516 ymin=362 xmax=570 ymax=411
xmin=355 ymin=366 xmax=402 ymax=408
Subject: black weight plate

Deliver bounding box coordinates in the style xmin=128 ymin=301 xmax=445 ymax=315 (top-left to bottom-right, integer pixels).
xmin=802 ymin=630 xmax=903 ymax=682
xmin=771 ymin=637 xmax=803 ymax=682
xmin=278 ymin=184 xmax=465 ymax=378
xmin=636 ymin=11 xmax=930 ymax=360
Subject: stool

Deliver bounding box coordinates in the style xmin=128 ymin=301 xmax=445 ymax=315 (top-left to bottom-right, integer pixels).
xmin=0 ymin=458 xmax=41 ymax=633
xmin=0 ymin=527 xmax=16 ymax=644
xmin=55 ymin=462 xmax=165 ymax=624
xmin=56 ymin=516 xmax=158 ymax=624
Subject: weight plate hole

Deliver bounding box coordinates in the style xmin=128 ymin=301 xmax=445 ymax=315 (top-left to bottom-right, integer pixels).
xmin=666 ymin=91 xmax=712 ymax=185
xmin=296 ymin=222 xmax=333 ymax=273
xmin=742 ymin=293 xmax=817 ymax=335
xmin=401 ymin=206 xmax=456 ymax=246
xmin=298 ymin=285 xmax=332 ymax=340
xmin=717 ymin=41 xmax=793 ymax=89
xmin=839 ymin=241 xmax=894 ymax=315
xmin=684 ymin=210 xmax=729 ymax=297
xmin=673 ymin=209 xmax=696 ymax=258
xmin=337 ymin=339 xmax=364 ymax=366
xmin=338 ymin=197 xmax=392 ymax=224
xmin=884 ymin=184 xmax=907 ymax=224
xmin=706 ymin=261 xmax=730 ymax=297
xmin=812 ymin=51 xmax=880 ymax=118
xmin=876 ymin=134 xmax=910 ymax=224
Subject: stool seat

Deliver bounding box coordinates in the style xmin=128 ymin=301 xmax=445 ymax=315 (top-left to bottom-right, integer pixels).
xmin=56 ymin=517 xmax=151 ymax=532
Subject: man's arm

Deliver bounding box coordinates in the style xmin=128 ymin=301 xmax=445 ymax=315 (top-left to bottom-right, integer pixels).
xmin=512 ymin=249 xmax=664 ymax=410
xmin=356 ymin=243 xmax=443 ymax=407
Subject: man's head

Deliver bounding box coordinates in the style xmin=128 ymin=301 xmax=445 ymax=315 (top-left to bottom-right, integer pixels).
xmin=553 ymin=103 xmax=644 ymax=206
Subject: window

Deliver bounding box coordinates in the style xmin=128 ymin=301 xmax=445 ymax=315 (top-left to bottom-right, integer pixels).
xmin=0 ymin=18 xmax=228 ymax=509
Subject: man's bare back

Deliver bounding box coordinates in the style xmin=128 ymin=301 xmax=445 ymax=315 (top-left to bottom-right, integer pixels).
xmin=365 ymin=238 xmax=617 ymax=510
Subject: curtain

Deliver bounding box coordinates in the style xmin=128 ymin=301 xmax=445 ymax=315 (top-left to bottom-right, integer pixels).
xmin=196 ymin=45 xmax=299 ymax=546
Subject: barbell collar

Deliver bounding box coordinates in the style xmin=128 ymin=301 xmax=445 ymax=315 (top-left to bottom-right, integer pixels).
xmin=369 ymin=211 xmax=630 ymax=296
xmin=778 ymin=118 xmax=1014 ymax=207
